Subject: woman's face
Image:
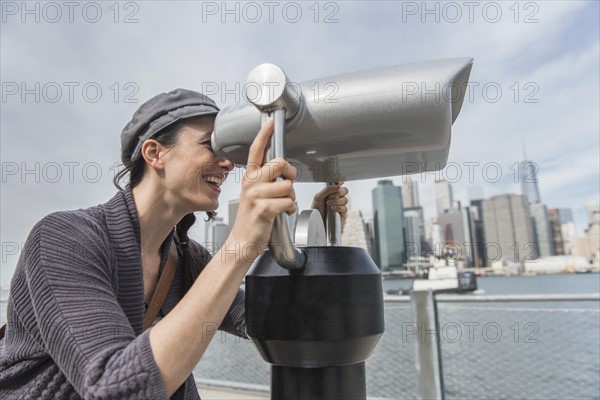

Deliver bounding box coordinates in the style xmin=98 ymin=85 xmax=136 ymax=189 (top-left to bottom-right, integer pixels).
xmin=161 ymin=116 xmax=234 ymax=212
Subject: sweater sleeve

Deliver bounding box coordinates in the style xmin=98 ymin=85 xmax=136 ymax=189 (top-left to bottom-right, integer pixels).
xmin=21 ymin=212 xmax=169 ymax=400
xmin=188 ymin=240 xmax=247 ymax=339
xmin=219 ymin=288 xmax=247 ymax=339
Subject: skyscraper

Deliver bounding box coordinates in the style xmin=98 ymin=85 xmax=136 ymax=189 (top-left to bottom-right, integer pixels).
xmin=586 ymin=199 xmax=597 ymax=223
xmin=573 ymin=201 xmax=599 ymax=260
xmin=438 ymin=207 xmax=473 ymax=266
xmin=468 ymin=200 xmax=486 ymax=268
xmin=341 ymin=210 xmax=370 ymax=252
xmin=529 ymin=203 xmax=554 ymax=258
xmin=520 ymin=160 xmax=541 ymax=204
xmin=372 ymin=180 xmax=405 ymax=270
xmin=482 ymin=194 xmax=536 ymax=265
xmin=547 ymin=209 xmax=565 ymax=255
xmin=204 ymin=217 xmax=229 ymax=255
xmin=579 ymin=201 xmax=600 ymax=261
xmin=402 ymin=177 xmax=420 ymax=208
xmin=404 ymin=206 xmax=425 ymax=260
xmin=435 ymin=180 xmax=454 ymax=216
xmin=586 ymin=210 xmax=600 ymax=261
xmin=425 ymin=218 xmax=441 ymax=257
xmin=558 ymin=208 xmax=577 ymax=255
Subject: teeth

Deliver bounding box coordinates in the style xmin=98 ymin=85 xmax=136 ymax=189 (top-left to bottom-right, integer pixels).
xmin=204 ymin=176 xmax=223 ymax=187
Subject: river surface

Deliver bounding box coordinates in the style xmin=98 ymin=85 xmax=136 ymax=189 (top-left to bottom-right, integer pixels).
xmin=1 ymin=274 xmax=599 ymax=399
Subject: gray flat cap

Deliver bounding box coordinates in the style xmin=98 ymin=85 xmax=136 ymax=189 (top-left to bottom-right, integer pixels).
xmin=120 ymin=88 xmax=220 ymax=165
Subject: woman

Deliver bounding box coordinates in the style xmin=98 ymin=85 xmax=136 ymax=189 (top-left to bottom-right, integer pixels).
xmin=0 ymin=89 xmax=348 ymax=399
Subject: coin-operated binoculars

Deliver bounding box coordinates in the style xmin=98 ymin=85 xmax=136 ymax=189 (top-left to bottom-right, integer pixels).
xmin=212 ymin=58 xmax=473 ymax=399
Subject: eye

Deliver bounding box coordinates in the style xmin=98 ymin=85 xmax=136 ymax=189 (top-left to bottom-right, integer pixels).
xmin=199 ymin=139 xmax=213 ymax=150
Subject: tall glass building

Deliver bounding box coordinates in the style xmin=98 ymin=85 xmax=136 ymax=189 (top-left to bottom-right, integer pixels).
xmin=404 ymin=206 xmax=425 ymax=260
xmin=438 ymin=208 xmax=474 ymax=266
xmin=372 ymin=180 xmax=405 ymax=270
xmin=529 ymin=203 xmax=554 ymax=258
xmin=520 ymin=160 xmax=541 ymax=204
xmin=204 ymin=217 xmax=229 ymax=255
xmin=548 ymin=208 xmax=565 ymax=255
xmin=558 ymin=208 xmax=577 ymax=255
xmin=482 ymin=194 xmax=536 ymax=265
xmin=402 ymin=177 xmax=420 ymax=208
xmin=435 ymin=180 xmax=454 ymax=216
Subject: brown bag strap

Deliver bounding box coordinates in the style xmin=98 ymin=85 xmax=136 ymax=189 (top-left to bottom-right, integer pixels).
xmin=144 ymin=242 xmax=178 ymax=330
xmin=0 ymin=324 xmax=5 ymax=339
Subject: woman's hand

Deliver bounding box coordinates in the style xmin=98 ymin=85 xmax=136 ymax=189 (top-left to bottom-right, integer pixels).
xmin=311 ymin=182 xmax=349 ymax=228
xmin=228 ymin=120 xmax=298 ymax=259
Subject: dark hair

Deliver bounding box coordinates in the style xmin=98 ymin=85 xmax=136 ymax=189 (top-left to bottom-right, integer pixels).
xmin=113 ymin=119 xmax=217 ymax=294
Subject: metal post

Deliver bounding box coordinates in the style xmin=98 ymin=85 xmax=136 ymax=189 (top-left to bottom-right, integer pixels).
xmin=242 ymin=64 xmax=384 ymax=400
xmin=325 ymin=181 xmax=341 ymax=246
xmin=411 ymin=290 xmax=445 ymax=400
xmin=246 ymin=63 xmax=306 ymax=270
xmin=262 ymin=109 xmax=306 ymax=269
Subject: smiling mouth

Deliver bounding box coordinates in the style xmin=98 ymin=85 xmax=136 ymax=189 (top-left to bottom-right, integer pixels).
xmin=204 ymin=176 xmax=224 ymax=189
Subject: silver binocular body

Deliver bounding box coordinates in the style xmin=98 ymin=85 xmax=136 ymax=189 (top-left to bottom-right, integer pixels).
xmin=212 ymin=57 xmax=474 ymax=182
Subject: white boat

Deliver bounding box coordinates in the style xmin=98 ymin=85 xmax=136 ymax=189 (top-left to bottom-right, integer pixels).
xmin=412 ymin=261 xmax=478 ymax=293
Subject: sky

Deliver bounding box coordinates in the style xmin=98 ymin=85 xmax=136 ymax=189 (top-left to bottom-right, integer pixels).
xmin=1 ymin=0 xmax=599 ymax=286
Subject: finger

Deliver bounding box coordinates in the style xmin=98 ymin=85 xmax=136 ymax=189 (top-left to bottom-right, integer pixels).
xmin=260 ymin=158 xmax=297 ymax=182
xmin=313 ymin=184 xmax=341 ymax=201
xmin=312 ymin=187 xmax=329 ymax=202
xmin=282 ymin=162 xmax=297 ymax=181
xmin=246 ymin=181 xmax=296 ymax=201
xmin=256 ymin=198 xmax=298 ymax=218
xmin=327 ymin=197 xmax=348 ymax=207
xmin=325 ymin=186 xmax=349 ymax=201
xmin=246 ymin=120 xmax=274 ymax=167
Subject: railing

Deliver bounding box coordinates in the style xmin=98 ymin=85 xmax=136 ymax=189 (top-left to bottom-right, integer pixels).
xmin=194 ymin=292 xmax=600 ymax=400
xmin=2 ymin=293 xmax=599 ymax=399
xmin=387 ymin=292 xmax=600 ymax=400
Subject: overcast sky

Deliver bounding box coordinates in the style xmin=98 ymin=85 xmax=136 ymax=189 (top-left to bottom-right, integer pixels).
xmin=1 ymin=0 xmax=599 ymax=286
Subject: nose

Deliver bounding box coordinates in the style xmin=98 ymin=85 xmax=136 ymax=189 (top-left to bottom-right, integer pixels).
xmin=218 ymin=156 xmax=234 ymax=173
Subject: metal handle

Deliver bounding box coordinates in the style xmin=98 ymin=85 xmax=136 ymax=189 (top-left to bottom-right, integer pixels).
xmin=264 ymin=110 xmax=306 ymax=270
xmin=245 ymin=63 xmax=305 ymax=270
xmin=325 ymin=182 xmax=341 ymax=246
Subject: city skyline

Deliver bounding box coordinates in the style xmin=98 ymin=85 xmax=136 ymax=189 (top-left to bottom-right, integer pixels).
xmin=202 ymin=163 xmax=599 ymax=265
xmin=354 ymin=175 xmax=598 ymax=269
xmin=195 ymin=152 xmax=599 ymax=244
xmin=341 ymin=160 xmax=598 ymax=239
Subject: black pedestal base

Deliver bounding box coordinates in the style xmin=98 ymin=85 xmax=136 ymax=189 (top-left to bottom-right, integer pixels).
xmin=271 ymin=362 xmax=366 ymax=400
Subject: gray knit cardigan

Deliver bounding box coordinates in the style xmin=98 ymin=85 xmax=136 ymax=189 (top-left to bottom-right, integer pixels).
xmin=0 ymin=189 xmax=247 ymax=399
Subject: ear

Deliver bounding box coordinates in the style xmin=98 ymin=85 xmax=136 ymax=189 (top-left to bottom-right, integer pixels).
xmin=140 ymin=139 xmax=167 ymax=171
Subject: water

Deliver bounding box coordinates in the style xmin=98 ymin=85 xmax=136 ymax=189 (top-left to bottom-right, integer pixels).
xmin=470 ymin=273 xmax=600 ymax=295
xmin=2 ymin=274 xmax=599 ymax=399
xmin=382 ymin=273 xmax=600 ymax=295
